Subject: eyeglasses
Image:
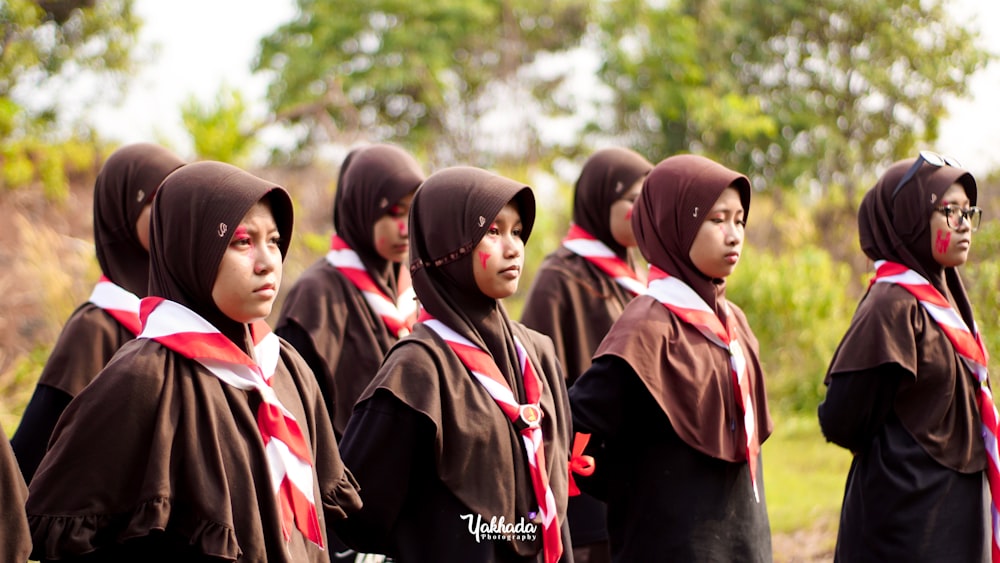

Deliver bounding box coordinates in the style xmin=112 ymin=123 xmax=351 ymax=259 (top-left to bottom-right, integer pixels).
xmin=935 ymin=204 xmax=982 ymax=232
xmin=891 ymin=150 xmax=962 ymax=199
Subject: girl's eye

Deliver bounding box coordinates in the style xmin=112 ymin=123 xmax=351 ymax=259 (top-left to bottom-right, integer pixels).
xmin=232 ymin=237 xmax=251 ymax=247
xmin=388 ymin=205 xmax=405 ymax=218
xmin=512 ymin=227 xmax=523 ymax=238
xmin=270 ymin=235 xmax=283 ymax=246
xmin=736 ymin=220 xmax=747 ymax=228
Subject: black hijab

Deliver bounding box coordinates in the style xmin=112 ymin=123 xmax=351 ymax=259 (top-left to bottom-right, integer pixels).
xmin=148 ymin=161 xmax=293 ymax=352
xmin=858 ymin=156 xmax=977 ymax=327
xmin=409 ymin=166 xmax=536 ymax=383
xmin=334 ymin=144 xmax=425 ymax=297
xmin=93 ymin=143 xmax=185 ymax=296
xmin=573 ymin=146 xmax=653 ymax=260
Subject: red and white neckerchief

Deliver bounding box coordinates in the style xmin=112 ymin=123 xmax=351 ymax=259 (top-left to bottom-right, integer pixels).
xmin=326 ymin=234 xmax=417 ymax=337
xmin=561 ymin=224 xmax=645 ymax=296
xmin=871 ymin=260 xmax=1000 ymax=562
xmin=645 ymin=265 xmax=760 ymax=502
xmin=419 ymin=311 xmax=562 ymax=563
xmin=138 ymin=297 xmax=325 ymax=549
xmin=88 ymin=275 xmax=142 ymax=335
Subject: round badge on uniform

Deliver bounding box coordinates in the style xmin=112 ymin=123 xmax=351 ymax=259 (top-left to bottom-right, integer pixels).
xmin=518 ymin=404 xmax=542 ymax=429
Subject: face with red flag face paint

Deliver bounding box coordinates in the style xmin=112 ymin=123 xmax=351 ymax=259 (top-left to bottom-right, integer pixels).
xmin=373 ymin=193 xmax=414 ymax=263
xmin=473 ymin=201 xmax=525 ymax=299
xmin=930 ymin=183 xmax=974 ymax=268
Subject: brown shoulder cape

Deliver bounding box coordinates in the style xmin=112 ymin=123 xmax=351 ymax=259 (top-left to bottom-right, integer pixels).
xmin=276 ymin=258 xmax=398 ymax=435
xmin=356 ymin=320 xmax=572 ymax=557
xmin=26 ymin=337 xmax=362 ymax=561
xmin=37 ymin=303 xmax=134 ymax=397
xmin=595 ymin=295 xmax=772 ymax=461
xmin=825 ymin=282 xmax=985 ymax=471
xmin=520 ymin=248 xmax=632 ymax=384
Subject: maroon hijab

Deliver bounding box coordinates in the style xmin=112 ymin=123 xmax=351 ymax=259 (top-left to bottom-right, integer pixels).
xmin=632 ymin=154 xmax=751 ymax=320
xmin=334 ymin=143 xmax=425 ymax=297
xmin=573 ymin=147 xmax=653 ymax=260
xmin=93 ymin=143 xmax=185 ymax=296
xmin=596 ymin=154 xmax=770 ymax=461
xmin=410 ymin=166 xmax=536 ymax=382
xmin=148 ymin=161 xmax=293 ymax=351
xmin=858 ymin=156 xmax=977 ymax=326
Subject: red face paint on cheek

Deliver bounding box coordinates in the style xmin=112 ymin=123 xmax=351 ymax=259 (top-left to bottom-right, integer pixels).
xmin=625 ymin=207 xmax=633 ymax=221
xmin=935 ymin=229 xmax=952 ymax=254
xmin=396 ymin=220 xmax=406 ymax=235
xmin=478 ymin=251 xmax=491 ymax=269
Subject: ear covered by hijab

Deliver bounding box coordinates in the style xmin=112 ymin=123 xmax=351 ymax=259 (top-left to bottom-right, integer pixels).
xmin=858 ymin=156 xmax=976 ymax=281
xmin=572 ymin=147 xmax=653 ymax=257
xmin=409 ymin=166 xmax=535 ymax=369
xmin=93 ymin=143 xmax=185 ymax=297
xmin=148 ymin=161 xmax=293 ymax=346
xmin=631 ymin=154 xmax=750 ymax=312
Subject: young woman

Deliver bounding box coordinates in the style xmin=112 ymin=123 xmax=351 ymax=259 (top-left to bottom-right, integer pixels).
xmin=276 ymin=143 xmax=424 ymax=437
xmin=569 ymin=154 xmax=773 ymax=561
xmin=818 ymin=153 xmax=991 ymax=562
xmin=520 ymin=146 xmax=652 ymax=563
xmin=26 ymin=161 xmax=362 ymax=562
xmin=334 ymin=167 xmax=573 ymax=562
xmin=11 ymin=142 xmax=185 ymax=483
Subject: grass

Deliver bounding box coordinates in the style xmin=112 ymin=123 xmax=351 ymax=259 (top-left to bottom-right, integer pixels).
xmin=764 ymin=411 xmax=852 ymax=544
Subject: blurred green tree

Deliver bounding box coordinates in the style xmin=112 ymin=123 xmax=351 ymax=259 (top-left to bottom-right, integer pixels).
xmin=0 ymin=0 xmax=140 ymax=195
xmin=180 ymin=86 xmax=257 ymax=167
xmin=596 ymin=0 xmax=990 ymax=196
xmin=254 ymin=0 xmax=591 ymax=166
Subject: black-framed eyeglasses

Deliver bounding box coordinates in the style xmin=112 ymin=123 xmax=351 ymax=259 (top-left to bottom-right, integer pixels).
xmin=935 ymin=204 xmax=982 ymax=232
xmin=891 ymin=150 xmax=962 ymax=199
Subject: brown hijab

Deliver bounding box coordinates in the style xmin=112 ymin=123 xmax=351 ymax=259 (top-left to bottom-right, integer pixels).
xmin=334 ymin=143 xmax=425 ymax=298
xmin=94 ymin=143 xmax=185 ymax=296
xmin=573 ymin=146 xmax=653 ymax=261
xmin=410 ymin=166 xmax=536 ymax=381
xmin=632 ymin=154 xmax=751 ymax=320
xmin=595 ymin=154 xmax=771 ymax=461
xmin=148 ymin=161 xmax=293 ymax=350
xmin=857 ymin=156 xmax=978 ymax=326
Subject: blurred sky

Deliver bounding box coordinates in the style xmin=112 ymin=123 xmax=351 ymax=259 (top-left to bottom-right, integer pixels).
xmin=92 ymin=0 xmax=1000 ymax=178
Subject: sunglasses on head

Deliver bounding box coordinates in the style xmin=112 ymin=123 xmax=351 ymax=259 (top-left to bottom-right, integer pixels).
xmin=891 ymin=150 xmax=962 ymax=199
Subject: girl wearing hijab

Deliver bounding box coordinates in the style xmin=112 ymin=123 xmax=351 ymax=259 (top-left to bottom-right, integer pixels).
xmin=569 ymin=154 xmax=773 ymax=561
xmin=26 ymin=161 xmax=362 ymax=562
xmin=334 ymin=167 xmax=573 ymax=562
xmin=520 ymin=146 xmax=652 ymax=563
xmin=818 ymin=153 xmax=991 ymax=562
xmin=276 ymin=143 xmax=424 ymax=438
xmin=11 ymin=142 xmax=185 ymax=483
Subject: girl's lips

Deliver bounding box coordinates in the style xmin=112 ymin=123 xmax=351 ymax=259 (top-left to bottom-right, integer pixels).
xmin=724 ymin=253 xmax=740 ymax=264
xmin=500 ymin=266 xmax=521 ymax=279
